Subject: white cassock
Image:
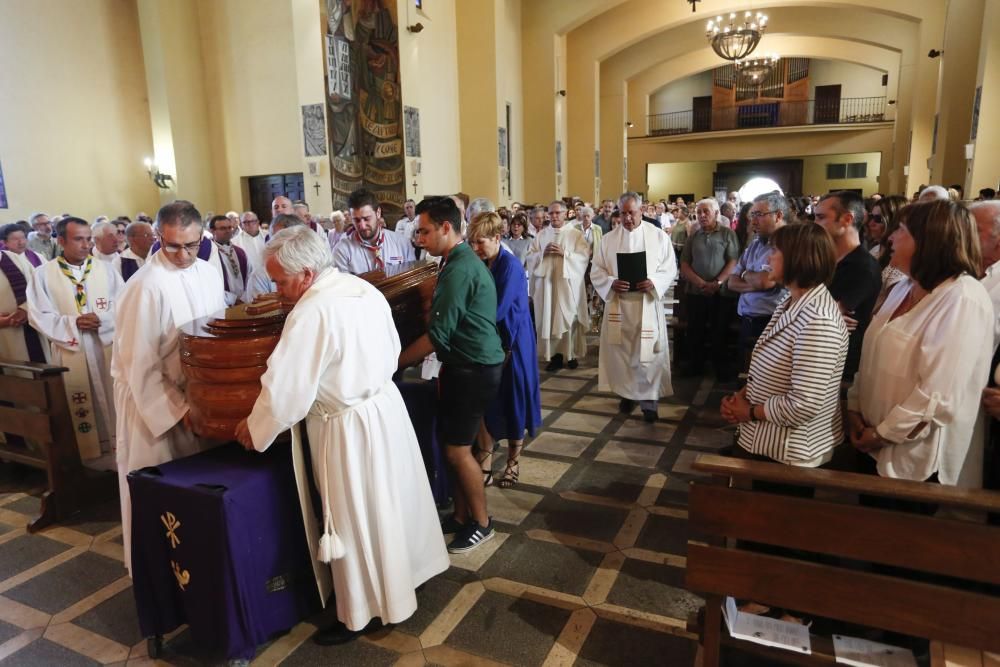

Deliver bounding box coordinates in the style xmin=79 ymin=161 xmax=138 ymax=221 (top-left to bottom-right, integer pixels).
xmin=111 ymin=252 xmax=225 ymax=573
xmin=246 ymin=268 xmax=448 ymax=631
xmin=0 ymin=251 xmax=46 ymax=363
xmin=92 ymin=250 xmax=118 ymax=263
xmin=333 ymin=230 xmax=415 ymax=274
xmin=28 ymin=257 xmax=123 ymax=463
xmin=232 ymin=231 xmax=265 ymax=270
xmin=110 ymin=248 xmax=146 ymax=281
xmin=526 ymin=225 xmax=591 ymax=360
xmin=591 ymin=222 xmax=677 ymax=401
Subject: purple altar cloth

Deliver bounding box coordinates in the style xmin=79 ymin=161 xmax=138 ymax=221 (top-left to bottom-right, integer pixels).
xmin=128 ymin=442 xmax=319 ymax=660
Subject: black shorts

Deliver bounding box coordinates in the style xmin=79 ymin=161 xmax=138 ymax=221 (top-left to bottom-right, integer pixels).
xmin=437 ymin=362 xmax=503 ymax=446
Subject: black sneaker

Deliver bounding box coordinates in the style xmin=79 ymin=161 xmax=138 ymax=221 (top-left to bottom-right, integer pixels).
xmin=313 ymin=618 xmax=384 ymax=646
xmin=619 ymin=398 xmax=636 ymax=414
xmin=567 ymin=358 xmax=579 ymax=369
xmin=440 ymin=514 xmax=466 ymax=535
xmin=545 ymin=354 xmax=564 ymax=372
xmin=447 ymin=519 xmax=495 ymax=554
xmin=642 ymin=409 xmax=658 ymax=423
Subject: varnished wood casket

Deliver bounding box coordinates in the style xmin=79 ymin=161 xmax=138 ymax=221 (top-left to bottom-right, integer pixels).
xmin=179 ymin=261 xmax=437 ymax=440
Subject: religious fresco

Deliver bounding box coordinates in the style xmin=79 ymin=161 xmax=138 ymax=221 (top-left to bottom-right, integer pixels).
xmin=322 ymin=0 xmax=405 ymax=217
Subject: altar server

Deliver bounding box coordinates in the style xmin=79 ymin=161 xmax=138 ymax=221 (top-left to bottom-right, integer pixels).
xmin=236 ymin=226 xmax=448 ymax=645
xmin=112 ymin=201 xmax=226 ymax=573
xmin=590 ymin=192 xmax=677 ymax=422
xmin=526 ymin=200 xmax=591 ymax=371
xmin=28 ymin=217 xmax=123 ymax=464
xmin=0 ymin=224 xmax=47 ymax=363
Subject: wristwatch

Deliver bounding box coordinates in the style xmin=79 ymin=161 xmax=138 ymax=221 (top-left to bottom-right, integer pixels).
xmin=749 ymin=404 xmax=759 ymax=422
xmin=739 ymin=269 xmax=748 ymax=281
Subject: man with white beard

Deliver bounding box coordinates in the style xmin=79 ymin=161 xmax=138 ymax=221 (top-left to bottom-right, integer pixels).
xmin=334 ymin=188 xmax=414 ymax=274
xmin=526 ymin=200 xmax=591 ymax=371
xmin=235 ymin=226 xmax=447 ymax=645
xmin=590 ymin=192 xmax=677 ymax=422
xmin=28 ymin=217 xmax=123 ymax=464
xmin=112 ymin=201 xmax=226 ymax=573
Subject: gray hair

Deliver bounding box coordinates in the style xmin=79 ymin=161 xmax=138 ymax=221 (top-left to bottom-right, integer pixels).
xmin=618 ymin=191 xmax=642 ymax=209
xmin=240 ymin=211 xmax=258 ymax=223
xmin=970 ymin=200 xmax=1000 ymax=237
xmin=264 ymin=225 xmax=333 ymax=275
xmin=919 ymin=185 xmax=949 ymax=202
xmin=467 ymin=197 xmax=496 ymax=222
xmin=92 ymin=221 xmax=116 ymax=238
xmin=226 ymin=210 xmax=240 ymax=219
xmin=270 ymin=214 xmax=305 ymax=235
xmin=29 ymin=212 xmax=49 ymax=226
xmin=696 ymin=197 xmax=720 ymax=215
xmin=579 ymin=206 xmax=595 ymax=218
xmin=753 ymin=190 xmax=789 ymax=219
xmin=548 ymin=200 xmax=565 ymax=212
xmin=125 ymin=221 xmax=153 ymax=239
xmin=531 ymin=206 xmax=547 ymax=218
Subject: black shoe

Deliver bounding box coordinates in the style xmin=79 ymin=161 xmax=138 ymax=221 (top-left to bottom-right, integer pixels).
xmin=545 ymin=354 xmax=564 ymax=372
xmin=447 ymin=519 xmax=495 ymax=554
xmin=619 ymin=398 xmax=636 ymax=414
xmin=567 ymin=358 xmax=579 ymax=369
xmin=642 ymin=409 xmax=658 ymax=423
xmin=313 ymin=618 xmax=384 ymax=646
xmin=440 ymin=514 xmax=466 ymax=535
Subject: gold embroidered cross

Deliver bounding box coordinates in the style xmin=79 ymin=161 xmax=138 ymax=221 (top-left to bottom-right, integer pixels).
xmin=171 ymin=560 xmax=190 ymax=590
xmin=161 ymin=512 xmax=181 ymax=548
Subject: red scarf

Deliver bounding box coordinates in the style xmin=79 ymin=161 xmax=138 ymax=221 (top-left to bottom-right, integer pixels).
xmin=357 ymin=227 xmax=385 ymax=271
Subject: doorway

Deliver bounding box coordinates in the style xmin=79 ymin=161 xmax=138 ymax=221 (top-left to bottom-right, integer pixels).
xmin=814 ymin=85 xmax=842 ymax=124
xmin=248 ymin=173 xmax=305 ymax=223
xmin=692 ymin=96 xmax=712 ymax=133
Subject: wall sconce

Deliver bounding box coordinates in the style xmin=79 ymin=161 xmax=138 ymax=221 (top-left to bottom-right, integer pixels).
xmin=556 ymin=89 xmax=566 ymax=97
xmin=625 ymin=121 xmax=635 ymax=128
xmin=407 ymin=22 xmax=424 ymax=33
xmin=144 ymin=157 xmax=174 ymax=189
xmin=927 ymin=49 xmax=942 ymax=58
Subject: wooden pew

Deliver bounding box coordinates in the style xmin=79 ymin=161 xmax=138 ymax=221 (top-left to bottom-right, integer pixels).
xmin=0 ymin=359 xmax=114 ymax=531
xmin=686 ymin=453 xmax=1000 ymax=667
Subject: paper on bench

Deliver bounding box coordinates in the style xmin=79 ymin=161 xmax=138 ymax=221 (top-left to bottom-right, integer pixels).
xmin=723 ymin=597 xmax=812 ymax=655
xmin=833 ymin=634 xmax=917 ymax=667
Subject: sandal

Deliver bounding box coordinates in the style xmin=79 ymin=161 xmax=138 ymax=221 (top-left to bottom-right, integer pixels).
xmin=474 ymin=446 xmax=494 ymax=487
xmin=498 ymin=445 xmax=522 ymax=489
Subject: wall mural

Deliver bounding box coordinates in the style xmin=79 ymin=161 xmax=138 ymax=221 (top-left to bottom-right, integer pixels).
xmin=322 ymin=0 xmax=405 ymax=217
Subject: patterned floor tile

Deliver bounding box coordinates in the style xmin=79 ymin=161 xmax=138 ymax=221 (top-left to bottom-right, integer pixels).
xmin=0 ymin=618 xmax=21 ymax=644
xmin=575 ymin=617 xmax=697 ymax=667
xmin=3 ymin=495 xmax=41 ymax=518
xmin=448 ymin=532 xmax=509 ymax=572
xmin=659 ymin=404 xmax=690 ymax=421
xmin=634 ymin=513 xmax=690 ymax=557
xmin=71 ymin=588 xmax=143 ymax=648
xmin=526 ymin=432 xmax=593 ymax=459
xmin=594 ymin=440 xmax=665 ymax=469
xmin=558 ymin=460 xmax=650 ymax=503
xmin=613 ymin=418 xmax=678 ymax=443
xmin=540 ymin=390 xmax=573 ymax=409
xmin=511 ymin=455 xmax=572 ymax=488
xmin=548 ymin=412 xmax=614 ymax=435
xmin=5 ymin=551 xmax=126 ymax=614
xmin=0 ymin=534 xmax=71 ymax=582
xmin=279 ymin=629 xmax=398 ymax=666
xmin=605 ymin=558 xmax=702 ymax=621
xmin=483 ymin=487 xmax=544 ymax=525
xmin=444 ymin=590 xmax=572 ymax=665
xmin=477 ymin=534 xmax=604 ymax=597
xmin=684 ymin=425 xmax=737 ymax=450
xmin=0 ymin=522 xmax=15 ymax=536
xmin=568 ymin=396 xmax=621 ymax=415
xmin=541 ymin=376 xmax=590 ymax=392
xmin=671 ymin=449 xmax=713 ymax=478
xmin=59 ymin=501 xmax=121 ymax=537
xmin=2 ymin=637 xmax=100 ymax=667
xmin=394 ymin=574 xmax=465 ymax=636
xmin=519 ymin=495 xmax=629 ymax=543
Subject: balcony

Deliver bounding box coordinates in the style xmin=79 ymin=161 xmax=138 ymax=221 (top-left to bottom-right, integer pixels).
xmin=647 ymin=97 xmax=887 ymax=137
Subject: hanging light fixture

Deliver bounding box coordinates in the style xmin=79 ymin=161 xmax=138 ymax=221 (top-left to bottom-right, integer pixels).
xmin=706 ymin=11 xmax=768 ymax=62
xmin=735 ymin=53 xmax=780 ymax=82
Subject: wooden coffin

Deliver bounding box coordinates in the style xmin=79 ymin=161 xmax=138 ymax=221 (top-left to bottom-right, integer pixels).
xmin=179 ymin=261 xmax=437 ymax=440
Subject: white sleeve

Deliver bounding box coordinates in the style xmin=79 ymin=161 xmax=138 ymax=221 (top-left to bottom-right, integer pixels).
xmin=26 ymin=269 xmax=79 ymax=350
xmin=589 ymin=237 xmax=615 ymax=302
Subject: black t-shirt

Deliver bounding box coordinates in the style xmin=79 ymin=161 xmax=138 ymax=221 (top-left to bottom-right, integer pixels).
xmin=829 ymin=245 xmax=882 ymax=380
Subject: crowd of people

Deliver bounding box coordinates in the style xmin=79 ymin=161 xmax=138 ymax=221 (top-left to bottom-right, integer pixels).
xmin=0 ymin=178 xmax=999 ymax=645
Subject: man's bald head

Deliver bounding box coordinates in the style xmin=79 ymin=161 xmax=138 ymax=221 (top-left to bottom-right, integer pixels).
xmin=272 ymin=196 xmax=294 ymax=219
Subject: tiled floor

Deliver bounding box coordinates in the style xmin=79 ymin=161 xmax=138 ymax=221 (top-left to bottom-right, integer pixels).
xmin=0 ymin=334 xmax=743 ymax=666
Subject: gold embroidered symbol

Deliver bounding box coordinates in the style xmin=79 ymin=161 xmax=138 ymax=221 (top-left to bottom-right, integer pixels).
xmin=161 ymin=512 xmax=181 ymax=548
xmin=171 ymin=560 xmax=191 ymax=590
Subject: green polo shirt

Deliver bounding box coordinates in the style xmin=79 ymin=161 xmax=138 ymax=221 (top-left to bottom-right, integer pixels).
xmin=427 ymin=242 xmax=505 ymax=366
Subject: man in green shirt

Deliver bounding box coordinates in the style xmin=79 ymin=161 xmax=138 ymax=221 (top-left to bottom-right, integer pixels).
xmin=399 ymin=196 xmax=505 ymax=554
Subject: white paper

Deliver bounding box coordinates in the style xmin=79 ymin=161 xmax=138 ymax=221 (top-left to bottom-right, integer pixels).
xmin=420 ymin=352 xmax=442 ymax=380
xmin=833 ymin=634 xmax=917 ymax=667
xmin=723 ymin=597 xmax=812 ymax=654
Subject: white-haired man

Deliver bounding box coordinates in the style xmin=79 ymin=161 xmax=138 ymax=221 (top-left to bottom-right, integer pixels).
xmin=91 ymin=222 xmax=120 ymax=263
xmin=526 ymin=200 xmax=591 ymax=371
xmin=112 ymin=201 xmax=226 ymax=573
xmin=232 ymin=211 xmax=265 ymax=269
xmin=27 ymin=212 xmax=57 ymax=260
xmin=918 ymin=185 xmax=950 ymax=202
xmin=334 ymin=188 xmax=414 ymax=274
xmin=112 ymin=221 xmax=155 ymax=282
xmin=242 ymin=214 xmax=304 ymax=302
xmin=591 ymin=193 xmax=677 ymax=422
xmin=235 ymin=225 xmax=447 ymax=646
xmin=28 ymin=217 xmax=125 ymax=466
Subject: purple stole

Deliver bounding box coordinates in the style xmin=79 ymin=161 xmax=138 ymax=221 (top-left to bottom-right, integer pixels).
xmin=25 ymin=249 xmax=42 ymax=268
xmin=121 ymin=257 xmax=140 ymax=282
xmin=218 ymin=244 xmax=249 ymax=293
xmin=0 ymin=254 xmax=47 ymax=362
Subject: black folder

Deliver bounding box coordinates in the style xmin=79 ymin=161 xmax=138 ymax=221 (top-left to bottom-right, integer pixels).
xmin=617 ymin=251 xmax=647 ymax=290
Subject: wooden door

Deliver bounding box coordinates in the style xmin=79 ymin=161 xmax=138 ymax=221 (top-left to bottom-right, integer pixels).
xmin=692 ymin=95 xmax=712 ymax=132
xmin=814 ymin=85 xmax=841 ymax=124
xmin=248 ymin=173 xmax=305 ymax=223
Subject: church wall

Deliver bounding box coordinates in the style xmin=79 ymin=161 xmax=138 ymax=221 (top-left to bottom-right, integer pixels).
xmin=649 ymin=72 xmax=713 ymax=117
xmin=495 ymin=0 xmax=524 ymax=204
xmin=801 ymin=152 xmax=882 ymax=196
xmin=0 ymin=0 xmax=159 ymax=221
xmin=807 ymin=60 xmax=889 ymax=102
xmin=646 ymin=162 xmax=715 ymax=202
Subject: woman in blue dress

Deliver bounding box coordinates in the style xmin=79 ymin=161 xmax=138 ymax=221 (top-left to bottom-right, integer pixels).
xmin=468 ymin=212 xmax=542 ymax=488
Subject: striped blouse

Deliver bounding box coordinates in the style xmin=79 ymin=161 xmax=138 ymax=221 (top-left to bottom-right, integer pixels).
xmin=738 ymin=284 xmax=849 ymax=465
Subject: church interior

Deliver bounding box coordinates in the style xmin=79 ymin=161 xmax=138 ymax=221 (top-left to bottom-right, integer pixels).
xmin=0 ymin=0 xmax=999 ymax=665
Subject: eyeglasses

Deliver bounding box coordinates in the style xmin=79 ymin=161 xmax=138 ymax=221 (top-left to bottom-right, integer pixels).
xmin=749 ymin=210 xmax=778 ymax=220
xmin=869 ymin=214 xmax=884 ymax=223
xmin=160 ymin=241 xmax=202 ymax=254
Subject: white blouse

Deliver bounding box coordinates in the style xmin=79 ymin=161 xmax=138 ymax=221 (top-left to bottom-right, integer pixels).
xmin=847 ymin=275 xmax=994 ymax=486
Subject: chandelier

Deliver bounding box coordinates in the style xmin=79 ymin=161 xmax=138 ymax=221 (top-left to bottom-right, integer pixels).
xmin=706 ymin=11 xmax=768 ymax=62
xmin=736 ymin=53 xmax=779 ymax=82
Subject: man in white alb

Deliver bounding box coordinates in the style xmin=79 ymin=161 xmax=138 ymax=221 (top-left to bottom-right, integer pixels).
xmin=112 ymin=201 xmax=226 ymax=573
xmin=526 ymin=200 xmax=591 ymax=371
xmin=242 ymin=214 xmax=304 ymax=302
xmin=235 ymin=226 xmax=447 ymax=645
xmin=232 ymin=211 xmax=265 ymax=269
xmin=111 ymin=221 xmax=155 ymax=282
xmin=28 ymin=217 xmax=124 ymax=465
xmin=91 ymin=222 xmax=120 ymax=263
xmin=591 ymin=192 xmax=677 ymax=422
xmin=333 ymin=188 xmax=414 ymax=274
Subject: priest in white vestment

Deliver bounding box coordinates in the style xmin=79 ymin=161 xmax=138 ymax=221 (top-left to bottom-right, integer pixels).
xmin=28 ymin=217 xmax=123 ymax=465
xmin=232 ymin=211 xmax=265 ymax=269
xmin=111 ymin=221 xmax=155 ymax=282
xmin=0 ymin=224 xmax=47 ymax=364
xmin=591 ymin=193 xmax=677 ymax=422
xmin=526 ymin=201 xmax=591 ymax=371
xmin=112 ymin=202 xmax=226 ymax=574
xmin=242 ymin=215 xmax=304 ymax=302
xmin=236 ymin=226 xmax=448 ymax=646
xmin=91 ymin=222 xmax=120 ymax=263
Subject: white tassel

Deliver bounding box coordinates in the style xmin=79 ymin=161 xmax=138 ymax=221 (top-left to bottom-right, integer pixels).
xmin=317 ymin=530 xmax=346 ymax=563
